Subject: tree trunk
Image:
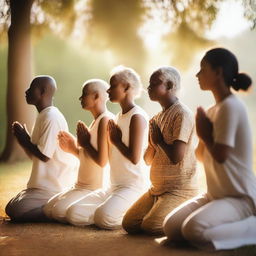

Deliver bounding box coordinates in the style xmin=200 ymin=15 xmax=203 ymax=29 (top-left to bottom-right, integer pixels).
xmin=0 ymin=0 xmax=35 ymax=162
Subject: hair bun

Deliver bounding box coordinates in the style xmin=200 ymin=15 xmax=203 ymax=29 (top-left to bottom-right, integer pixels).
xmin=232 ymin=73 xmax=252 ymax=91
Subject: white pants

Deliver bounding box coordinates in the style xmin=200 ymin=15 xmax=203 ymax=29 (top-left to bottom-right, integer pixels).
xmin=66 ymin=187 xmax=143 ymax=229
xmin=43 ymin=187 xmax=93 ymax=223
xmin=163 ymin=194 xmax=256 ymax=250
xmin=5 ymin=188 xmax=56 ymax=222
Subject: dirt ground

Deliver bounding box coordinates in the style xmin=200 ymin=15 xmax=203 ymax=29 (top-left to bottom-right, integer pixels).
xmin=1 ymin=218 xmax=256 ymax=256
xmin=1 ymin=162 xmax=256 ymax=256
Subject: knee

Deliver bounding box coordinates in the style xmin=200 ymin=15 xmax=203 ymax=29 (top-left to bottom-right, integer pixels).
xmin=5 ymin=200 xmax=25 ymax=221
xmin=141 ymin=218 xmax=164 ymax=235
xmin=163 ymin=213 xmax=183 ymax=241
xmin=42 ymin=203 xmax=52 ymax=219
xmin=181 ymin=215 xmax=204 ymax=242
xmin=94 ymin=207 xmax=120 ymax=230
xmin=122 ymin=212 xmax=140 ymax=234
xmin=66 ymin=205 xmax=91 ymax=226
xmin=51 ymin=202 xmax=67 ymax=222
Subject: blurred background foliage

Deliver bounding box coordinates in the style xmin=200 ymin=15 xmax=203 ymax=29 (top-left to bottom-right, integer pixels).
xmin=0 ymin=0 xmax=256 ymax=156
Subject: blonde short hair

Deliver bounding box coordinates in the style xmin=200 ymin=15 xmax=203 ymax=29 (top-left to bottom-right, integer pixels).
xmin=110 ymin=65 xmax=142 ymax=98
xmin=82 ymin=79 xmax=109 ymax=102
xmin=153 ymin=66 xmax=181 ymax=93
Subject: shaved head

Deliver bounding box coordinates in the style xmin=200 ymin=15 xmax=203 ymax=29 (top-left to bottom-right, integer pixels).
xmin=26 ymin=75 xmax=57 ymax=111
xmin=82 ymin=79 xmax=109 ymax=102
xmin=31 ymin=75 xmax=57 ymax=97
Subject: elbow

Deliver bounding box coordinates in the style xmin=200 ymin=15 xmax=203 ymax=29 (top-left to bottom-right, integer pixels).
xmin=97 ymin=158 xmax=107 ymax=168
xmin=42 ymin=156 xmax=50 ymax=162
xmin=131 ymin=156 xmax=140 ymax=165
xmin=214 ymin=155 xmax=227 ymax=164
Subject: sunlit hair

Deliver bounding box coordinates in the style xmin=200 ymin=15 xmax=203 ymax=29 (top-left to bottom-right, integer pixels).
xmin=153 ymin=66 xmax=181 ymax=93
xmin=110 ymin=65 xmax=142 ymax=98
xmin=82 ymin=79 xmax=109 ymax=102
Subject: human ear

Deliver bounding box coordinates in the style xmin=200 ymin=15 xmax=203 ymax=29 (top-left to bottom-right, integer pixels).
xmin=166 ymin=81 xmax=173 ymax=90
xmin=124 ymin=83 xmax=130 ymax=92
xmin=94 ymin=93 xmax=99 ymax=100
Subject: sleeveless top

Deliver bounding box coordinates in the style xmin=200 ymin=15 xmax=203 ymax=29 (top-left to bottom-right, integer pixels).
xmin=109 ymin=105 xmax=149 ymax=191
xmin=75 ymin=111 xmax=114 ymax=190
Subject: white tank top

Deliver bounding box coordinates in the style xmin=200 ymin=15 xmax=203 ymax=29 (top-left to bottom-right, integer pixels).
xmin=109 ymin=105 xmax=149 ymax=191
xmin=76 ymin=111 xmax=114 ymax=190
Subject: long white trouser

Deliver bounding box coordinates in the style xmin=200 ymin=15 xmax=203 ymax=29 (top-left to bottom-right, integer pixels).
xmin=163 ymin=194 xmax=256 ymax=250
xmin=43 ymin=187 xmax=93 ymax=223
xmin=66 ymin=187 xmax=142 ymax=229
xmin=5 ymin=188 xmax=56 ymax=222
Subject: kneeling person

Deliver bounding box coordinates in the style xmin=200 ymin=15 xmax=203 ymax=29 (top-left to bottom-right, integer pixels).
xmin=122 ymin=66 xmax=198 ymax=235
xmin=5 ymin=76 xmax=76 ymax=222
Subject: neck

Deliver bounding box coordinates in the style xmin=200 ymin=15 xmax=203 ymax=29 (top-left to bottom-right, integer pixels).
xmin=120 ymin=98 xmax=135 ymax=114
xmin=159 ymin=95 xmax=178 ymax=111
xmin=90 ymin=104 xmax=106 ymax=119
xmin=212 ymin=83 xmax=232 ymax=103
xmin=36 ymin=100 xmax=53 ymax=112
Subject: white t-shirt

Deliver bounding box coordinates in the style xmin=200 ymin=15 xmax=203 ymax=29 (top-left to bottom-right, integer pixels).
xmin=27 ymin=106 xmax=77 ymax=192
xmin=109 ymin=105 xmax=149 ymax=191
xmin=76 ymin=111 xmax=115 ymax=190
xmin=203 ymin=94 xmax=256 ymax=208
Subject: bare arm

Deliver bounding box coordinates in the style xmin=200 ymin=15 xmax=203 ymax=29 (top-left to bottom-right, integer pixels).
xmin=195 ymin=140 xmax=204 ymax=162
xmin=196 ymin=107 xmax=231 ymax=163
xmin=12 ymin=121 xmax=49 ymax=162
xmin=108 ymin=115 xmax=147 ymax=165
xmin=150 ymin=120 xmax=186 ymax=164
xmin=77 ymin=118 xmax=110 ymax=167
xmin=158 ymin=140 xmax=186 ymax=164
xmin=58 ymin=131 xmax=79 ymax=158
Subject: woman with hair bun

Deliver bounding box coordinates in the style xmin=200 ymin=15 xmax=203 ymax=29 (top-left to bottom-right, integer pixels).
xmin=163 ymin=48 xmax=256 ymax=250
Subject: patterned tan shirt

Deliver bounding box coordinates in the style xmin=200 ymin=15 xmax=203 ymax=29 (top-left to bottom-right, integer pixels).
xmin=149 ymin=101 xmax=198 ymax=195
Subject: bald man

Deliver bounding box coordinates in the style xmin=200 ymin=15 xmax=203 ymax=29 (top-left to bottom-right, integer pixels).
xmin=5 ymin=76 xmax=77 ymax=222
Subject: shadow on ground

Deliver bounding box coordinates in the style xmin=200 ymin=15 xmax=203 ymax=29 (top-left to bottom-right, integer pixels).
xmin=1 ymin=218 xmax=256 ymax=256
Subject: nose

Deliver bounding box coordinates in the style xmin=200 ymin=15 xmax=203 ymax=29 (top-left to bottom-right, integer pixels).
xmin=79 ymin=96 xmax=82 ymax=101
xmin=107 ymin=88 xmax=110 ymax=94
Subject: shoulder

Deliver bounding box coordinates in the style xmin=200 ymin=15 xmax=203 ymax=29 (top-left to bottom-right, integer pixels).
xmin=131 ymin=105 xmax=149 ymax=121
xmin=218 ymin=95 xmax=246 ymax=116
xmin=172 ymin=102 xmax=194 ymax=121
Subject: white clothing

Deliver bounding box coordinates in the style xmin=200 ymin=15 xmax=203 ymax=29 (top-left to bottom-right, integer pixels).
xmin=5 ymin=188 xmax=56 ymax=222
xmin=43 ymin=111 xmax=114 ymax=221
xmin=76 ymin=111 xmax=114 ymax=189
xmin=66 ymin=105 xmax=149 ymax=228
xmin=163 ymin=95 xmax=256 ymax=250
xmin=28 ymin=106 xmax=77 ymax=193
xmin=204 ymin=94 xmax=256 ymax=206
xmin=43 ymin=187 xmax=92 ymax=222
xmin=163 ymin=194 xmax=256 ymax=250
xmin=66 ymin=187 xmax=142 ymax=228
xmin=109 ymin=105 xmax=149 ymax=191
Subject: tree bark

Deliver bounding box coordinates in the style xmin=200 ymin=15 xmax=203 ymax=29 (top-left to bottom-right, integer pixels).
xmin=0 ymin=0 xmax=35 ymax=162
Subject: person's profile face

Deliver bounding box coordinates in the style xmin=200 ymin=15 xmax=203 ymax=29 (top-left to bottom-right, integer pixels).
xmin=196 ymin=59 xmax=217 ymax=91
xmin=25 ymin=80 xmax=41 ymax=105
xmin=147 ymin=72 xmax=166 ymax=101
xmin=107 ymin=76 xmax=126 ymax=103
xmin=79 ymin=86 xmax=95 ymax=110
